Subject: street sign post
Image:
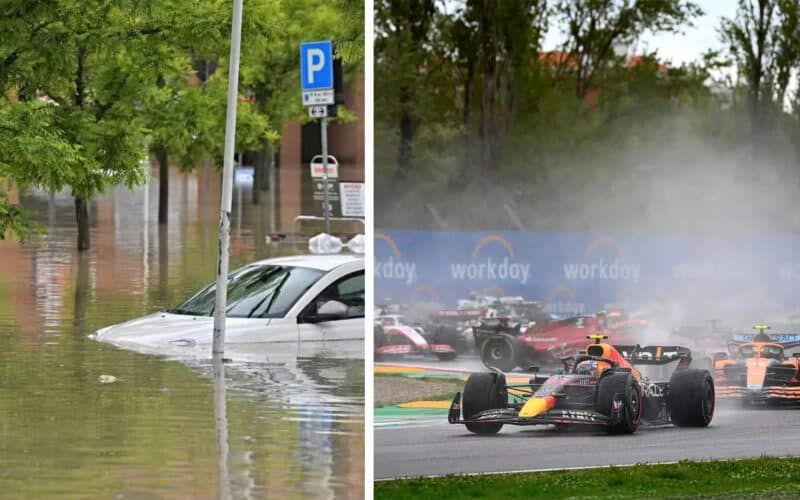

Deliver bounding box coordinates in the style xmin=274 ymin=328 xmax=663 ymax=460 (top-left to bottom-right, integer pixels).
xmin=302 ymin=90 xmax=334 ymax=106
xmin=300 ymin=41 xmax=333 ymax=94
xmin=310 ymin=154 xmax=338 ymax=179
xmin=301 ymin=40 xmax=335 ymax=234
xmin=339 ymin=182 xmax=365 ymax=218
xmin=308 ymin=106 xmax=328 ymax=119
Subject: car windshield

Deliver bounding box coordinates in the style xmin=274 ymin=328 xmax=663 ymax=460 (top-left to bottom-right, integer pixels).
xmin=168 ymin=265 xmax=324 ymax=318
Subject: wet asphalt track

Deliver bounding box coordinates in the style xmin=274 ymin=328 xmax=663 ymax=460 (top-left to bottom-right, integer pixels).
xmin=375 ymin=397 xmax=800 ymax=480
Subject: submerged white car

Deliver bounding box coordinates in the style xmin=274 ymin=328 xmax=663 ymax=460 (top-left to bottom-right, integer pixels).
xmin=92 ymin=254 xmax=364 ymax=362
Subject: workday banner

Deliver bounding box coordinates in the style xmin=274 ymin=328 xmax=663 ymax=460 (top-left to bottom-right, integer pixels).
xmin=374 ymin=230 xmax=800 ymax=315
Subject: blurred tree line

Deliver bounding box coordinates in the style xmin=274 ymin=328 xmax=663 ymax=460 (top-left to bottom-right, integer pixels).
xmin=0 ymin=0 xmax=363 ymax=249
xmin=376 ymin=0 xmax=800 ymax=231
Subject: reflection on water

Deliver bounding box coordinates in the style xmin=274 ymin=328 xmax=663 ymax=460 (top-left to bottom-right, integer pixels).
xmin=0 ymin=166 xmax=363 ymax=498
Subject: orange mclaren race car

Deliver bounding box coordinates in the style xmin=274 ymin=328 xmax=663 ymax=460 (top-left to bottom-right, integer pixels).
xmin=714 ymin=325 xmax=800 ymax=403
xmin=448 ymin=335 xmax=715 ymax=435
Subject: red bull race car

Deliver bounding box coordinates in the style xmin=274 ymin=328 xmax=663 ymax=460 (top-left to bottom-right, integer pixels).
xmin=374 ymin=315 xmax=460 ymax=361
xmin=714 ymin=325 xmax=800 ymax=403
xmin=449 ymin=335 xmax=715 ymax=434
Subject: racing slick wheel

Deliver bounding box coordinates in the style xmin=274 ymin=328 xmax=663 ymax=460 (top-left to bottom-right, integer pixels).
xmin=480 ymin=334 xmax=521 ymax=372
xmin=431 ymin=325 xmax=460 ymax=361
xmin=667 ymin=369 xmax=715 ymax=427
xmin=374 ymin=324 xmax=388 ymax=362
xmin=597 ymin=372 xmax=642 ymax=434
xmin=462 ymin=372 xmax=507 ymax=435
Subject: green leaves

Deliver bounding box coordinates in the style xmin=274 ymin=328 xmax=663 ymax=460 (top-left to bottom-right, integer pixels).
xmin=0 ymin=100 xmax=81 ymax=192
xmin=373 ymin=0 xmax=800 ymax=231
xmin=0 ymin=0 xmax=363 ymax=242
xmin=0 ymin=196 xmax=43 ymax=242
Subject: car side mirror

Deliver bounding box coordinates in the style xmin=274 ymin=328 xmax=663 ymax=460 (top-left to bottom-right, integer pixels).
xmin=305 ymin=300 xmax=348 ymax=323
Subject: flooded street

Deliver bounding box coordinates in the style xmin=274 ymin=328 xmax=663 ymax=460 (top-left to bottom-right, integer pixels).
xmin=0 ymin=166 xmax=364 ymax=498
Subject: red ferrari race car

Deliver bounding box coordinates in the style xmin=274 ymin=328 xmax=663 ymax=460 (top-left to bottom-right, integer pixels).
xmin=374 ymin=315 xmax=460 ymax=361
xmin=474 ymin=310 xmax=648 ymax=371
xmin=714 ymin=325 xmax=800 ymax=403
xmin=448 ymin=335 xmax=715 ymax=435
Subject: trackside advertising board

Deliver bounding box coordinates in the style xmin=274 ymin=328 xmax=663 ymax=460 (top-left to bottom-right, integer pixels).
xmin=375 ymin=230 xmax=800 ymax=316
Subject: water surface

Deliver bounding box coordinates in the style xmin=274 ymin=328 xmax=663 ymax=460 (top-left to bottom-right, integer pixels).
xmin=0 ymin=166 xmax=364 ymax=498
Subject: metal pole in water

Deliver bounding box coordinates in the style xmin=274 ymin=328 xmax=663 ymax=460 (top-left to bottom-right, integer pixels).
xmin=321 ymin=117 xmax=330 ymax=234
xmin=212 ymin=0 xmax=244 ymax=356
xmin=213 ymin=357 xmax=230 ymax=500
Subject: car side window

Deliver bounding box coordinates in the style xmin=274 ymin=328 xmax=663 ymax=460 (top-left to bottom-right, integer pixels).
xmin=312 ymin=271 xmax=365 ymax=319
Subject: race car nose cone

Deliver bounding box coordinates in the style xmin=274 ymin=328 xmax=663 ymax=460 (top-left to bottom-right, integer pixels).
xmin=519 ymin=396 xmax=555 ymax=418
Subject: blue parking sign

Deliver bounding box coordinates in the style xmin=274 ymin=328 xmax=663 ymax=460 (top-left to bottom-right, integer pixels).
xmin=300 ymin=41 xmax=334 ymax=91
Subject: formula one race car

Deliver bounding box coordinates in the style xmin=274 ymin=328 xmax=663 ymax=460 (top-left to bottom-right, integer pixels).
xmin=448 ymin=335 xmax=715 ymax=435
xmin=474 ymin=310 xmax=647 ymax=372
xmin=714 ymin=325 xmax=800 ymax=403
xmin=422 ymin=309 xmax=483 ymax=354
xmin=374 ymin=315 xmax=460 ymax=361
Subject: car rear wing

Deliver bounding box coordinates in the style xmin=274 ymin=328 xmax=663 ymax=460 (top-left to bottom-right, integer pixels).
xmin=614 ymin=344 xmax=692 ymax=364
xmin=430 ymin=309 xmax=484 ymax=319
xmin=730 ymin=333 xmax=800 ymax=349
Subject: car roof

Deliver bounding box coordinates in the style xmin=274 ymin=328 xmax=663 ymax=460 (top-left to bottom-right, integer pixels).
xmin=249 ymin=253 xmax=362 ymax=271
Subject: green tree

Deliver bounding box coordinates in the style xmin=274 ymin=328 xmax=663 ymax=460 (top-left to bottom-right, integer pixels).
xmin=376 ymin=0 xmax=437 ymax=184
xmin=0 ymin=1 xmax=174 ymax=248
xmin=553 ymin=0 xmax=702 ymax=99
xmin=720 ymin=0 xmax=800 ymax=144
xmin=0 ymin=0 xmax=363 ymax=243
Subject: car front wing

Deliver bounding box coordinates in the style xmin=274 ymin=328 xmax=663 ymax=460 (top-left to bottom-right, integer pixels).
xmin=447 ymin=392 xmax=620 ymax=427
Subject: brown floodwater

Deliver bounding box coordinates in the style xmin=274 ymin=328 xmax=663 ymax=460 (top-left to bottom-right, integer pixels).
xmin=0 ymin=165 xmax=364 ymax=498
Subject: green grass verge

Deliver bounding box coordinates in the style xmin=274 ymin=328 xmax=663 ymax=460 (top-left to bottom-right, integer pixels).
xmin=374 ymin=456 xmax=800 ymax=499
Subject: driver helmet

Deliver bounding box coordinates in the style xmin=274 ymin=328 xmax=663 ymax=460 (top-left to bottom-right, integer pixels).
xmin=753 ymin=332 xmax=772 ymax=343
xmin=575 ymin=359 xmax=599 ymax=376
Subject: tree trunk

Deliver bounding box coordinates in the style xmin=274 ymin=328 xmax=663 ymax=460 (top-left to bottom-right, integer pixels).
xmin=74 ymin=196 xmax=89 ymax=251
xmin=74 ymin=47 xmax=89 ymax=251
xmin=452 ymin=59 xmax=475 ymax=191
xmin=252 ymin=144 xmax=264 ymax=204
xmin=261 ymin=142 xmax=271 ymax=191
xmin=158 ymin=223 xmax=170 ymax=303
xmin=158 ymin=148 xmax=169 ymax=225
xmin=74 ymin=252 xmax=89 ymax=330
xmin=396 ymin=85 xmax=415 ymax=187
xmin=252 ymin=153 xmax=262 ymax=205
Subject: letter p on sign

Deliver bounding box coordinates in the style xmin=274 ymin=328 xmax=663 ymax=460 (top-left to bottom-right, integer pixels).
xmin=306 ymin=49 xmax=324 ymax=83
xmin=300 ymin=41 xmax=333 ymax=91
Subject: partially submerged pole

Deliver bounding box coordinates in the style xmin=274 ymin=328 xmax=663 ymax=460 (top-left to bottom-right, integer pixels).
xmin=212 ymin=0 xmax=244 ymax=356
xmin=213 ymin=356 xmax=230 ymax=500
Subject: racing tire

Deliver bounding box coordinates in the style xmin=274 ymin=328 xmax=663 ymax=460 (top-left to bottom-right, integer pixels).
xmin=480 ymin=334 xmax=519 ymax=372
xmin=597 ymin=372 xmax=641 ymax=434
xmin=374 ymin=325 xmax=388 ymax=362
xmin=667 ymin=369 xmax=715 ymax=427
xmin=433 ymin=326 xmax=460 ymax=361
xmin=462 ymin=372 xmax=507 ymax=435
